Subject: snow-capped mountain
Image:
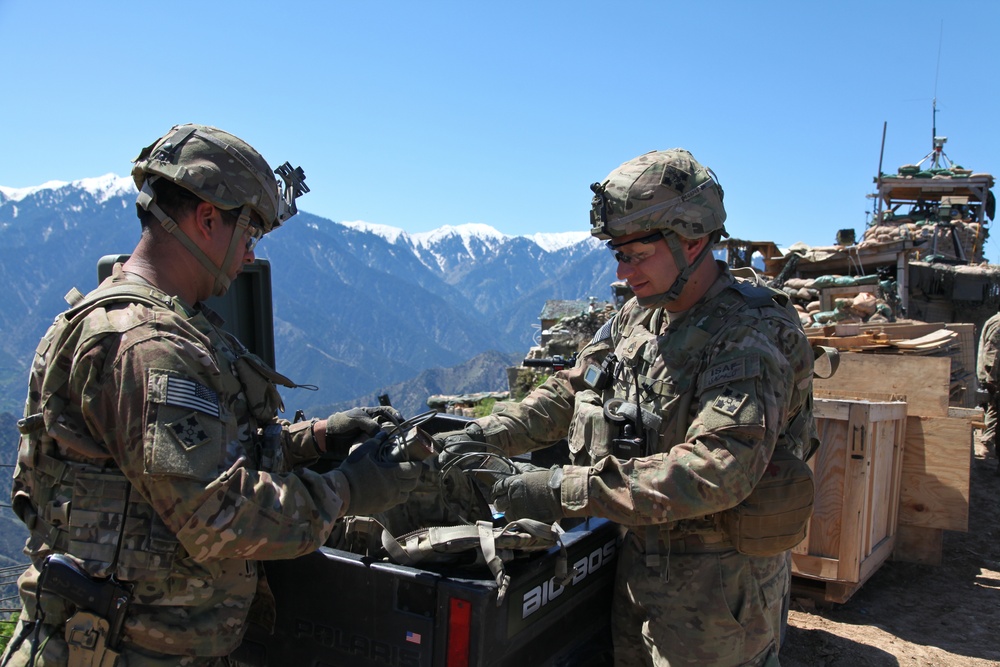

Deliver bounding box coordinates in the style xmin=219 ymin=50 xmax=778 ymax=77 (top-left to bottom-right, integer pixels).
xmin=0 ymin=176 xmax=616 ymax=416
xmin=342 ymin=220 xmax=599 ymax=274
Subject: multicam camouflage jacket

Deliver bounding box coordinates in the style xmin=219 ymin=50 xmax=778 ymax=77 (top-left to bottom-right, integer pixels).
xmin=977 ymin=311 xmax=1000 ymax=388
xmin=10 ymin=264 xmax=349 ymax=657
xmin=477 ymin=264 xmax=816 ymax=531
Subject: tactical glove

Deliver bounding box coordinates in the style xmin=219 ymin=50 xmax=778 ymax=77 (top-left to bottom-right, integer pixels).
xmin=491 ymin=466 xmax=564 ymax=523
xmin=326 ymin=406 xmax=403 ymax=454
xmin=337 ymin=432 xmax=422 ymax=516
xmin=432 ymin=422 xmax=486 ymax=469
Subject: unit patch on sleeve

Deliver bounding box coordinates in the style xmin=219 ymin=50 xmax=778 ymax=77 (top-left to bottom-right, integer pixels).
xmin=169 ymin=413 xmax=211 ymax=449
xmin=712 ymin=385 xmax=748 ymax=417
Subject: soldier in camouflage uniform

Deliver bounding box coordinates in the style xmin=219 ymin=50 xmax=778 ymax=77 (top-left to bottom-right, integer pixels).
xmin=976 ymin=310 xmax=1000 ymax=474
xmin=1 ymin=124 xmax=422 ymax=667
xmin=441 ymin=149 xmax=816 ymax=666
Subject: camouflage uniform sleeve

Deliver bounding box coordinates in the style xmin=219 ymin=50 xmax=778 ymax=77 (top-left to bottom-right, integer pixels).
xmin=476 ymin=337 xmax=615 ymax=455
xmin=560 ymin=316 xmax=810 ymax=526
xmin=978 ymin=314 xmax=1000 ymax=386
xmin=281 ymin=418 xmax=325 ymax=467
xmin=80 ymin=320 xmax=348 ymax=563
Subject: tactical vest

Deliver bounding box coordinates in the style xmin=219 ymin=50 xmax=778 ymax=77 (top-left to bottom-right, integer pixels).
xmin=567 ymin=273 xmax=816 ymax=554
xmin=11 ymin=272 xmax=290 ymax=654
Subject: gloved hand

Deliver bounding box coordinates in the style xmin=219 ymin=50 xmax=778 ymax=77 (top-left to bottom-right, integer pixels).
xmin=326 ymin=406 xmax=403 ymax=452
xmin=432 ymin=422 xmax=486 ymax=470
xmin=337 ymin=431 xmax=422 ymax=516
xmin=491 ymin=466 xmax=564 ymax=523
xmin=510 ymin=460 xmax=548 ymax=475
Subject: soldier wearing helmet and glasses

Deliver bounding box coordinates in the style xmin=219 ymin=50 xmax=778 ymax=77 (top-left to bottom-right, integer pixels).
xmin=2 ymin=124 xmax=421 ymax=666
xmin=439 ymin=149 xmax=818 ymax=666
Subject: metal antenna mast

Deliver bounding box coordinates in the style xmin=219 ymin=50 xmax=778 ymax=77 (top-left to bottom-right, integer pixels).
xmin=919 ymin=21 xmax=951 ymax=170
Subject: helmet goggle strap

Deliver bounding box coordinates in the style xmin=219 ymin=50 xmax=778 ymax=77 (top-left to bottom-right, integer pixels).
xmin=137 ymin=178 xmax=240 ymax=297
xmin=635 ymin=229 xmax=716 ymax=309
xmin=215 ymin=205 xmax=257 ymax=296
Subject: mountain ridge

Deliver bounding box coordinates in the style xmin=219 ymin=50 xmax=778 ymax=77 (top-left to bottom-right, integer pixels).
xmin=0 ymin=176 xmax=617 ymax=417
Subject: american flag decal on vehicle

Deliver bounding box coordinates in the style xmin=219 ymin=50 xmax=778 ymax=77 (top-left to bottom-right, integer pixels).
xmin=165 ymin=376 xmax=220 ymax=418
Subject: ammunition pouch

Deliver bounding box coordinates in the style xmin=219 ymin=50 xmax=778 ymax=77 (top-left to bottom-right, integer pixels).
xmin=566 ymin=390 xmax=613 ymax=465
xmin=720 ymin=447 xmax=814 ymax=556
xmin=64 ymin=610 xmax=120 ymax=667
xmin=232 ymin=353 xmax=288 ymax=420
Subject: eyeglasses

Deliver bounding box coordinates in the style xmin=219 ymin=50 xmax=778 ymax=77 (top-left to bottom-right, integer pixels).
xmin=244 ymin=223 xmax=263 ymax=252
xmin=606 ymin=231 xmax=663 ymax=265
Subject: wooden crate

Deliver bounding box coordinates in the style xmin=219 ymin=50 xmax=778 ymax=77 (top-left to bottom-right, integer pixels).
xmin=791 ymin=395 xmax=907 ymax=603
xmin=813 ymin=352 xmax=975 ymax=565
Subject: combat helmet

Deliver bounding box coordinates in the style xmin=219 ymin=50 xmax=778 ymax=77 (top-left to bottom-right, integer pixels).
xmin=589 ymin=149 xmax=726 ymax=307
xmin=589 ymin=148 xmax=725 ymax=241
xmin=131 ymin=124 xmax=308 ymax=295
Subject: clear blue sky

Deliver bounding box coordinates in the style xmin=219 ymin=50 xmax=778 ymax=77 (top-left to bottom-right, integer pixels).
xmin=2 ymin=1 xmax=998 ymax=256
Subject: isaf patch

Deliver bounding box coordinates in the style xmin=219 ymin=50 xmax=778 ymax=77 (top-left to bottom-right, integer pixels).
xmin=700 ymin=354 xmax=760 ymax=390
xmin=712 ymin=385 xmax=748 ymax=417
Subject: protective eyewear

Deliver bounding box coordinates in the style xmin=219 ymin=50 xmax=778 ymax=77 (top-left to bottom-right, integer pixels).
xmin=606 ymin=231 xmax=663 ymax=265
xmin=244 ymin=223 xmax=263 ymax=252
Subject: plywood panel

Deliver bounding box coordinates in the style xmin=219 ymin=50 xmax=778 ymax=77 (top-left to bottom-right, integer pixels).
xmin=898 ymin=416 xmax=971 ymax=531
xmin=814 ymin=353 xmax=951 ymax=417
xmin=867 ymin=420 xmax=900 ymax=549
xmin=805 ymin=415 xmax=849 ymax=559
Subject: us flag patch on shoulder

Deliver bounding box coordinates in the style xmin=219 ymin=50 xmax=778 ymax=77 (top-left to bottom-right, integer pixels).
xmin=165 ymin=376 xmax=220 ymax=418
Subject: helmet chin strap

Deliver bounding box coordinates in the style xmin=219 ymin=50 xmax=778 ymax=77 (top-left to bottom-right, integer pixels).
xmin=137 ymin=179 xmax=248 ymax=298
xmin=635 ymin=231 xmax=715 ymax=309
xmin=214 ymin=206 xmax=253 ymax=297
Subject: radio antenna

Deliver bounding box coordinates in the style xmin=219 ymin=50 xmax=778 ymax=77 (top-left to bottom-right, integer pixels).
xmin=932 ymin=20 xmax=942 ymax=149
xmin=918 ymin=21 xmax=951 ymax=170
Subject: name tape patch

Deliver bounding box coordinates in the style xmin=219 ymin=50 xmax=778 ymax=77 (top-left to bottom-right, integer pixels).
xmin=700 ymin=355 xmax=760 ymax=390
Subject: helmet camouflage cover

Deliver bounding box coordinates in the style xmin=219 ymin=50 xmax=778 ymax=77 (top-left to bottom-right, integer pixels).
xmin=589 ymin=148 xmax=726 ymax=241
xmin=131 ymin=123 xmax=308 ymax=233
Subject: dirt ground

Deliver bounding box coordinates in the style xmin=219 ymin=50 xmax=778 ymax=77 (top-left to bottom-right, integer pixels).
xmin=780 ymin=440 xmax=1000 ymax=667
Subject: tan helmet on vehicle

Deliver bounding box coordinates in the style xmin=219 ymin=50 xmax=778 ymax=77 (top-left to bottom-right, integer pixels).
xmin=589 ymin=148 xmax=726 ymax=307
xmin=131 ymin=123 xmax=308 ymax=295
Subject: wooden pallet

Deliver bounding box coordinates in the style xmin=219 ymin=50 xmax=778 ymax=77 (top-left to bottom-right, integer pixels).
xmin=791 ymin=574 xmax=867 ymax=605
